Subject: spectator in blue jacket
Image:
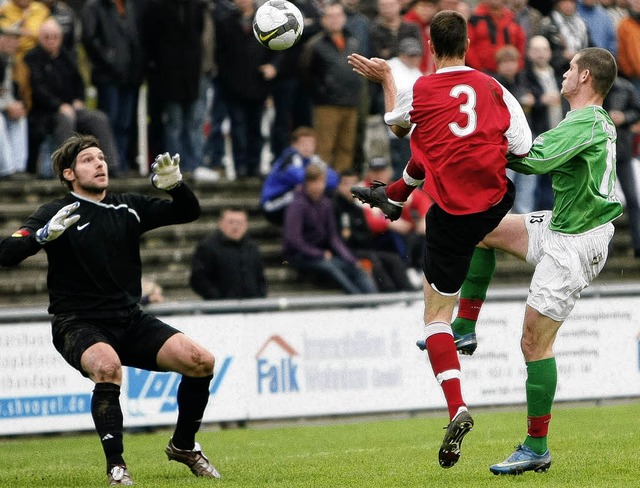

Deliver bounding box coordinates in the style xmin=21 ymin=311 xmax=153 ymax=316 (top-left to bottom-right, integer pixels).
xmin=577 ymin=0 xmax=616 ymax=56
xmin=260 ymin=126 xmax=339 ymax=225
xmin=283 ymin=162 xmax=377 ymax=294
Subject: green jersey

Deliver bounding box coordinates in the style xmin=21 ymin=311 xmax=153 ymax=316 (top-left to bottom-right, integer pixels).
xmin=508 ymin=105 xmax=623 ymax=234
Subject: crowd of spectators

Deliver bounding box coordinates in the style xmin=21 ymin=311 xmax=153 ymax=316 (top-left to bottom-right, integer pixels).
xmin=0 ymin=0 xmax=638 ymax=180
xmin=2 ymin=0 xmax=640 ymax=299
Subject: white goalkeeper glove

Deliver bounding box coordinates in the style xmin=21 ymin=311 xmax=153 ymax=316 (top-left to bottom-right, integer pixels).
xmin=151 ymin=152 xmax=183 ymax=190
xmin=35 ymin=201 xmax=81 ymax=245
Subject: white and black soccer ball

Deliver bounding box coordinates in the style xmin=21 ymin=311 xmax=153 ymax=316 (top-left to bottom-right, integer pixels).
xmin=253 ymin=0 xmax=304 ymax=51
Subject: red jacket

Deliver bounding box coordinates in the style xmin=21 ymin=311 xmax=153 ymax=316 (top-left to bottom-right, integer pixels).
xmin=466 ymin=3 xmax=526 ymax=73
xmin=403 ymin=10 xmax=436 ymax=75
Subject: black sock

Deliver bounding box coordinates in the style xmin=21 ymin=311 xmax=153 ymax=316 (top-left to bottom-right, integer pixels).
xmin=172 ymin=375 xmax=213 ymax=450
xmin=91 ymin=382 xmax=125 ymax=471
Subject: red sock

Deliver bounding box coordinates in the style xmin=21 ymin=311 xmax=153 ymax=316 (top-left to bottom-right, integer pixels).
xmin=386 ymin=178 xmax=417 ymax=202
xmin=457 ymin=298 xmax=484 ymax=321
xmin=386 ymin=159 xmax=424 ymax=202
xmin=425 ymin=332 xmax=465 ymax=420
xmin=527 ymin=414 xmax=552 ymax=437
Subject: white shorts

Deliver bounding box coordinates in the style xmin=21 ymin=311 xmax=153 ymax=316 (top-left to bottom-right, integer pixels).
xmin=524 ymin=211 xmax=615 ymax=322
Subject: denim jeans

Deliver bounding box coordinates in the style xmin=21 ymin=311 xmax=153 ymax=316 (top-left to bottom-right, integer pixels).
xmin=290 ymin=255 xmax=377 ymax=294
xmin=226 ymin=96 xmax=264 ymax=178
xmin=163 ymin=79 xmax=207 ymax=173
xmin=96 ymin=83 xmax=137 ymax=172
xmin=204 ymin=77 xmax=228 ymax=169
xmin=270 ymin=77 xmax=313 ymax=158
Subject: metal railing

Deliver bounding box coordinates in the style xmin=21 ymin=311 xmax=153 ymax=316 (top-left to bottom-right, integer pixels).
xmin=2 ymin=281 xmax=639 ymax=324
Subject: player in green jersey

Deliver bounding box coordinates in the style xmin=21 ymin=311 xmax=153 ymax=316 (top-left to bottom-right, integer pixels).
xmin=450 ymin=47 xmax=621 ymax=475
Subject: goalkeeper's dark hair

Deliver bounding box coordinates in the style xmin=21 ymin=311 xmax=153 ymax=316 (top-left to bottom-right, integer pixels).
xmin=52 ymin=134 xmax=100 ymax=190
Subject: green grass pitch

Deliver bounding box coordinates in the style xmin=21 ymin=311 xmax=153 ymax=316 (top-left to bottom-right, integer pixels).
xmin=1 ymin=401 xmax=638 ymax=487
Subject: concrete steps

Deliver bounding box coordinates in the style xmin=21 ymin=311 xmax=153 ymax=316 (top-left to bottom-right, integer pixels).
xmin=1 ymin=176 xmax=638 ymax=308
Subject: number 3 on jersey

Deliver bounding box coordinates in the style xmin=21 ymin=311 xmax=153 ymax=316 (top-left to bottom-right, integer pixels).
xmin=448 ymin=84 xmax=477 ymax=137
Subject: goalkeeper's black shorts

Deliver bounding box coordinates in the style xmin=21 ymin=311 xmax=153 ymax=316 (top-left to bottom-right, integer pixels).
xmin=52 ymin=306 xmax=181 ymax=377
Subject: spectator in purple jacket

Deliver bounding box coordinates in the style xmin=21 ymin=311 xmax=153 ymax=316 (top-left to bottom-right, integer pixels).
xmin=282 ymin=162 xmax=377 ymax=294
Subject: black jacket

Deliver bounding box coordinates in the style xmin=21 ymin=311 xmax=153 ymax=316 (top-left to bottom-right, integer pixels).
xmin=81 ymin=0 xmax=145 ymax=85
xmin=0 ymin=184 xmax=200 ymax=314
xmin=300 ymin=29 xmax=363 ymax=107
xmin=215 ymin=4 xmax=282 ymax=102
xmin=190 ymin=229 xmax=267 ymax=299
xmin=142 ymin=0 xmax=204 ymax=103
xmin=603 ymin=77 xmax=640 ymax=164
xmin=333 ymin=192 xmax=374 ymax=250
xmin=24 ymin=45 xmax=84 ymax=120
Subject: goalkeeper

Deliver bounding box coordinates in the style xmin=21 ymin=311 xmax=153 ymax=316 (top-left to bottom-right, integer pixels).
xmin=0 ymin=134 xmax=221 ymax=485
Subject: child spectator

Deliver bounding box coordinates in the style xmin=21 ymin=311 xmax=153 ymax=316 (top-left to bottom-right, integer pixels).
xmin=283 ymin=162 xmax=377 ymax=294
xmin=261 ymin=127 xmax=339 ymax=225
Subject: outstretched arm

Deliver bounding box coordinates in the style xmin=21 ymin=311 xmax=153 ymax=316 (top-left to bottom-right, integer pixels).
xmin=0 ymin=202 xmax=81 ymax=267
xmin=347 ymin=54 xmax=410 ymax=138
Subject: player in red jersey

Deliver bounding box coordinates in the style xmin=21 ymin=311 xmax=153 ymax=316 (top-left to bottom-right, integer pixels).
xmin=348 ymin=10 xmax=531 ymax=468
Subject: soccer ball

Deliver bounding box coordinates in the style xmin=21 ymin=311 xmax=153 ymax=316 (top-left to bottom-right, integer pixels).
xmin=253 ymin=0 xmax=304 ymax=51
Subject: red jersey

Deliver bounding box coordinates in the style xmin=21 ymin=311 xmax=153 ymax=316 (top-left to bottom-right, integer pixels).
xmin=386 ymin=66 xmax=531 ymax=215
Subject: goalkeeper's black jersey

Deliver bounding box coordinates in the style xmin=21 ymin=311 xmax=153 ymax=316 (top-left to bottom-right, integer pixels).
xmin=0 ymin=184 xmax=200 ymax=315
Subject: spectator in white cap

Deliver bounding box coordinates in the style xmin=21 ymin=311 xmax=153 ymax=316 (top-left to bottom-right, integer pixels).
xmin=387 ymin=38 xmax=423 ymax=179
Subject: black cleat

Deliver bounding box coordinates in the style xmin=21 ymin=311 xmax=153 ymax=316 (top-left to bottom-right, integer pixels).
xmin=350 ymin=181 xmax=403 ymax=221
xmin=439 ymin=408 xmax=474 ymax=468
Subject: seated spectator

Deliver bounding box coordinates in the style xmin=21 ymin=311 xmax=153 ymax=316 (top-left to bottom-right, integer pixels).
xmin=334 ymin=170 xmax=416 ymax=291
xmin=23 ymin=18 xmax=120 ymax=175
xmin=361 ymin=157 xmax=415 ymax=258
xmin=190 ymin=207 xmax=267 ymax=299
xmin=404 ymin=185 xmax=432 ymax=278
xmin=140 ymin=276 xmax=165 ymax=305
xmin=261 ymin=126 xmax=339 ymax=225
xmin=283 ymin=163 xmax=377 ymax=294
xmin=0 ymin=26 xmax=28 ymax=179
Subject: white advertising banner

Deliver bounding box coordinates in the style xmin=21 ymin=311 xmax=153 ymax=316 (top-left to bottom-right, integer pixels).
xmin=1 ymin=296 xmax=639 ymax=435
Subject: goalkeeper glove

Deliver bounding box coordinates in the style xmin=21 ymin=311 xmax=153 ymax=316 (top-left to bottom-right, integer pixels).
xmin=35 ymin=201 xmax=81 ymax=245
xmin=151 ymin=152 xmax=183 ymax=190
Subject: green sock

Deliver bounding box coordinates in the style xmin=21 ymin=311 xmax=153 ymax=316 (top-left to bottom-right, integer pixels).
xmin=451 ymin=247 xmax=496 ymax=336
xmin=523 ymin=358 xmax=557 ymax=454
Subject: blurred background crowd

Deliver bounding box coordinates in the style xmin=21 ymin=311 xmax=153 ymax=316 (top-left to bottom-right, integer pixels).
xmin=1 ymin=0 xmax=640 ymax=298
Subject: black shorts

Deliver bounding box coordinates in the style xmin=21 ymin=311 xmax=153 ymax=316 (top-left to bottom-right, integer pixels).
xmin=422 ymin=179 xmax=515 ymax=294
xmin=51 ymin=307 xmax=181 ymax=377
